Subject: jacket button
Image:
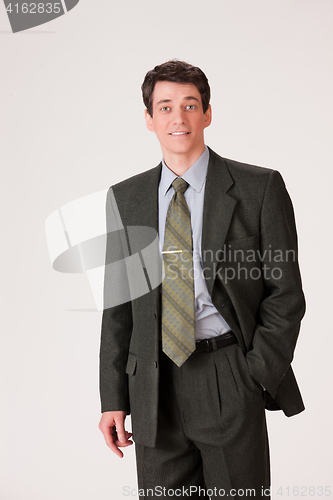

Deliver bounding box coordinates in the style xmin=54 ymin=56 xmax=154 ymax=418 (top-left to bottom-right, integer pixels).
xmin=154 ymin=314 xmax=157 ymax=320
xmin=154 ymin=361 xmax=158 ymax=368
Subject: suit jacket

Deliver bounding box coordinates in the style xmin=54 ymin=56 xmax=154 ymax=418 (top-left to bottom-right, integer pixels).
xmin=100 ymin=147 xmax=306 ymax=448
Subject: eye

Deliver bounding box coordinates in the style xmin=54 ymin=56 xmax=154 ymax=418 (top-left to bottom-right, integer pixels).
xmin=161 ymin=106 xmax=170 ymax=112
xmin=185 ymin=104 xmax=196 ymax=110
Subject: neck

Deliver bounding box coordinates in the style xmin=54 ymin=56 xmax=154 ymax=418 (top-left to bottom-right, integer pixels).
xmin=162 ymin=145 xmax=205 ymax=176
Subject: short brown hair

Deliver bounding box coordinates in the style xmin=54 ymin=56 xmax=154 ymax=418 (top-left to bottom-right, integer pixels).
xmin=141 ymin=60 xmax=210 ymax=117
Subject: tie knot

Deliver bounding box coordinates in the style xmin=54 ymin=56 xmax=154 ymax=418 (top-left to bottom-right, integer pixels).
xmin=172 ymin=178 xmax=189 ymax=195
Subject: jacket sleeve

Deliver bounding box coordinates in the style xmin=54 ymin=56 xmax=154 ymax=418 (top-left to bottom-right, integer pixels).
xmin=245 ymin=170 xmax=306 ymax=398
xmin=99 ymin=187 xmax=133 ymax=414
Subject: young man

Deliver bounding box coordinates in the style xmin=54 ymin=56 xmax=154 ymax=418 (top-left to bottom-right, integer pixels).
xmin=99 ymin=60 xmax=305 ymax=499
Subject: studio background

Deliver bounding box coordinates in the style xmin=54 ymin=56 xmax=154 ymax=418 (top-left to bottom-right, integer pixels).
xmin=1 ymin=1 xmax=332 ymax=498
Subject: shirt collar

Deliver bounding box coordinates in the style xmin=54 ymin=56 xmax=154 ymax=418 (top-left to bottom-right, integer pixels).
xmin=160 ymin=145 xmax=209 ymax=196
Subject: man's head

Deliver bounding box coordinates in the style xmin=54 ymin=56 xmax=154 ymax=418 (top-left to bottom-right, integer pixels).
xmin=142 ymin=60 xmax=212 ymax=168
xmin=142 ymin=60 xmax=210 ymax=118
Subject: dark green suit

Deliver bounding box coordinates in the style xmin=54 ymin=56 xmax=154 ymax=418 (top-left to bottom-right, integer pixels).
xmin=100 ymin=147 xmax=305 ymax=495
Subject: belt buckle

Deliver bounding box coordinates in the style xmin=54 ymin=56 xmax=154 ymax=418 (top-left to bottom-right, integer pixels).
xmin=204 ymin=339 xmax=211 ymax=353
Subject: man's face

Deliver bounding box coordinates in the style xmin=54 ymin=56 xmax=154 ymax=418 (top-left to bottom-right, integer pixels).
xmin=145 ymin=81 xmax=211 ymax=161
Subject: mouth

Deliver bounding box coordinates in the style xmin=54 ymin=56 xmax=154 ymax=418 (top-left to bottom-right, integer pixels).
xmin=169 ymin=132 xmax=190 ymax=136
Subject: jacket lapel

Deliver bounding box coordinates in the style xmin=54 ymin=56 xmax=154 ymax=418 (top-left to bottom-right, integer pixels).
xmin=202 ymin=148 xmax=237 ymax=296
xmin=124 ymin=151 xmax=236 ymax=307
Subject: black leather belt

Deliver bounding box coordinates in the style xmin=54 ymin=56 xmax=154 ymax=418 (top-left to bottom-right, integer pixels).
xmin=193 ymin=331 xmax=237 ymax=355
xmin=159 ymin=332 xmax=237 ymax=357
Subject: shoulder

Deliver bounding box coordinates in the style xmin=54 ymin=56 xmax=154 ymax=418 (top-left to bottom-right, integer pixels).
xmin=207 ymin=147 xmax=286 ymax=197
xmin=209 ymin=147 xmax=274 ymax=180
xmin=225 ymin=157 xmax=274 ymax=179
xmin=109 ymin=163 xmax=162 ymax=197
xmin=206 ymin=148 xmax=290 ymax=215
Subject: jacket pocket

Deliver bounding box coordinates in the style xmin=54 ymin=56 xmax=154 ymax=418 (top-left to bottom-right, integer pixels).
xmin=125 ymin=352 xmax=137 ymax=376
xmin=224 ymin=233 xmax=260 ymax=250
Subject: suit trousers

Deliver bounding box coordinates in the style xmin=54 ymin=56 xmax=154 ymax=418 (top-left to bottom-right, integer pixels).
xmin=135 ymin=342 xmax=270 ymax=500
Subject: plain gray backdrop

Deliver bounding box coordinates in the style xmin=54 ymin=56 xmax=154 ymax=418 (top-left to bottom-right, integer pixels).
xmin=1 ymin=0 xmax=332 ymax=498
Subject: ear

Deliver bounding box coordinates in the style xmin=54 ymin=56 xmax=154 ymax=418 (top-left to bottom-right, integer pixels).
xmin=203 ymin=104 xmax=212 ymax=129
xmin=145 ymin=109 xmax=155 ymax=132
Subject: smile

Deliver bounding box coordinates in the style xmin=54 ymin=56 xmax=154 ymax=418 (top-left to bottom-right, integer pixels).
xmin=169 ymin=132 xmax=190 ymax=136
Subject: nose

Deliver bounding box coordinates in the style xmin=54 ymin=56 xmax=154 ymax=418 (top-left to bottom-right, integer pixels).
xmin=173 ymin=107 xmax=186 ymax=125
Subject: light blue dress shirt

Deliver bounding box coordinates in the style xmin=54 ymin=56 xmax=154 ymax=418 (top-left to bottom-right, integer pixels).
xmin=158 ymin=146 xmax=232 ymax=341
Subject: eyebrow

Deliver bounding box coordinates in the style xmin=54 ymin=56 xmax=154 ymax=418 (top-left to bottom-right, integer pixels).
xmin=156 ymin=96 xmax=200 ymax=106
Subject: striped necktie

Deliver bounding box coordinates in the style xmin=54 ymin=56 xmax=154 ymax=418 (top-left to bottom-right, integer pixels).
xmin=161 ymin=178 xmax=196 ymax=366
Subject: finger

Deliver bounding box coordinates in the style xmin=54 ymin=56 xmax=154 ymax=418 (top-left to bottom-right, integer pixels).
xmin=113 ymin=429 xmax=133 ymax=447
xmin=101 ymin=425 xmax=120 ymax=452
xmin=114 ymin=415 xmax=126 ymax=443
xmin=114 ymin=434 xmax=133 ymax=447
xmin=104 ymin=429 xmax=124 ymax=458
xmin=109 ymin=441 xmax=124 ymax=458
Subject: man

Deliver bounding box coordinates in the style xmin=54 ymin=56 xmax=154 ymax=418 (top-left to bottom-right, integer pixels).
xmin=99 ymin=60 xmax=305 ymax=499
